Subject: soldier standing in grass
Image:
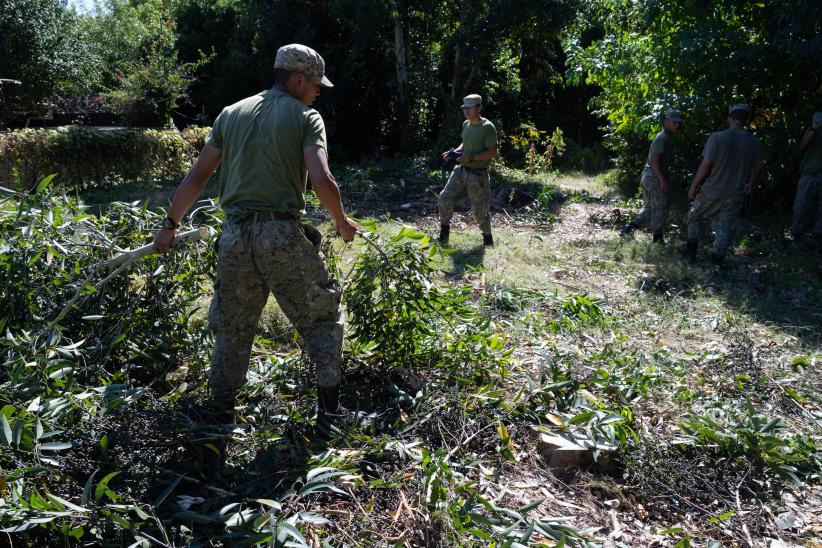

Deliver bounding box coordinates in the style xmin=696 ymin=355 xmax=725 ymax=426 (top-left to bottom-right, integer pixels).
xmin=621 ymin=108 xmax=684 ymax=244
xmin=439 ymin=94 xmax=498 ymax=247
xmin=685 ymin=103 xmax=762 ymax=266
xmin=153 ymin=44 xmax=358 ymax=434
xmin=791 ymin=111 xmax=822 ymax=242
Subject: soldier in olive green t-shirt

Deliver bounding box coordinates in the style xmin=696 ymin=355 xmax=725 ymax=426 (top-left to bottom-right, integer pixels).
xmin=686 ymin=104 xmax=762 ymax=265
xmin=791 ymin=111 xmax=822 ymax=240
xmin=153 ymin=44 xmax=358 ymax=443
xmin=621 ymin=109 xmax=683 ymax=243
xmin=207 ymin=87 xmax=327 ymax=219
xmin=438 ymin=94 xmax=498 ymax=247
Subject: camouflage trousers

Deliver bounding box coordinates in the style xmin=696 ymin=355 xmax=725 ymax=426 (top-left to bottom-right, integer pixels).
xmin=208 ymin=214 xmax=343 ymax=403
xmin=791 ymin=173 xmax=822 ymax=236
xmin=438 ymin=166 xmax=492 ymax=234
xmin=686 ymin=194 xmax=744 ymax=257
xmin=632 ymin=169 xmax=671 ymax=233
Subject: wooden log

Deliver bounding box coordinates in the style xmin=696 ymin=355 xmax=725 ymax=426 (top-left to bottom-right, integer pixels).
xmin=45 ymin=227 xmax=211 ymax=331
xmin=94 ymin=227 xmax=209 ymax=273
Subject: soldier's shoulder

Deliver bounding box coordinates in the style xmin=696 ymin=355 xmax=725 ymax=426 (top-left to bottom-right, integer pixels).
xmin=231 ymin=92 xmax=266 ymax=109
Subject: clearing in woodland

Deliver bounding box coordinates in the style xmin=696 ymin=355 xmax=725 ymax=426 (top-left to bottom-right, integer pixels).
xmin=1 ymin=166 xmax=820 ymax=547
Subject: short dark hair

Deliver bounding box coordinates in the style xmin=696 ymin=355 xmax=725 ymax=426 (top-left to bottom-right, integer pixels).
xmin=273 ymin=68 xmax=298 ymax=86
xmin=729 ymin=109 xmax=750 ymax=123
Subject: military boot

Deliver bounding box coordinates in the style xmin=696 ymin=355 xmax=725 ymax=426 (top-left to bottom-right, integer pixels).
xmin=684 ymin=239 xmax=698 ymax=263
xmin=439 ymin=224 xmax=450 ymax=245
xmin=652 ymin=231 xmax=665 ymax=244
xmin=193 ymin=398 xmax=234 ymax=479
xmin=316 ymin=385 xmax=354 ymax=439
xmin=482 ymin=233 xmax=494 ymax=247
xmin=620 ymin=221 xmax=638 ymax=237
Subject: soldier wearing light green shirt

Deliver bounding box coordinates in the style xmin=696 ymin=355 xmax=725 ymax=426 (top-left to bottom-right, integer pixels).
xmin=438 ymin=94 xmax=498 ymax=247
xmin=791 ymin=111 xmax=822 ymax=240
xmin=208 ymin=88 xmax=326 ymax=219
xmin=621 ymin=109 xmax=683 ymax=243
xmin=153 ymin=44 xmax=358 ymax=441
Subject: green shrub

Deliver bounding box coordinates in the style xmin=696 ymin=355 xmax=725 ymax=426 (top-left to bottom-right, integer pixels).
xmin=0 ymin=126 xmax=210 ymax=192
xmin=342 ymin=223 xmax=509 ymax=375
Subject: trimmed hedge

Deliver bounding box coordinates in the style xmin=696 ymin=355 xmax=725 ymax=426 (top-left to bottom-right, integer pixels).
xmin=0 ymin=126 xmax=211 ymax=191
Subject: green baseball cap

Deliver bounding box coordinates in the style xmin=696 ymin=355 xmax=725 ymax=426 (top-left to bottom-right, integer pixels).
xmin=666 ymin=109 xmax=684 ymax=122
xmin=274 ymin=44 xmax=333 ymax=88
xmin=728 ymin=103 xmax=750 ymax=114
xmin=461 ymin=94 xmax=482 ymax=109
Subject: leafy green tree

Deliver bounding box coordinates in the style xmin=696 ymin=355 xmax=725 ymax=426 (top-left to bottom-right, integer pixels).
xmin=567 ymin=0 xmax=822 ymax=194
xmin=171 ymin=0 xmax=590 ymax=158
xmin=0 ymin=0 xmax=101 ymax=124
xmin=83 ymin=0 xmax=212 ymax=126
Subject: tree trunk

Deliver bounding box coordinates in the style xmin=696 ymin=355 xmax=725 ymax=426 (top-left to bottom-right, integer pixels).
xmin=391 ymin=0 xmax=412 ymax=151
xmin=451 ymin=10 xmax=467 ymax=100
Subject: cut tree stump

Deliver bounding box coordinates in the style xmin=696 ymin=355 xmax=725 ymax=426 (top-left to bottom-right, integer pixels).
xmin=533 ymin=428 xmax=618 ymax=474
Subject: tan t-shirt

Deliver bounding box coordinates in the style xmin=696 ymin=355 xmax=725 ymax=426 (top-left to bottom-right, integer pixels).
xmin=700 ymin=128 xmax=762 ymax=198
xmin=461 ymin=119 xmax=498 ymax=169
xmin=799 ymin=130 xmax=822 ymax=175
xmin=206 ymin=88 xmax=327 ymax=218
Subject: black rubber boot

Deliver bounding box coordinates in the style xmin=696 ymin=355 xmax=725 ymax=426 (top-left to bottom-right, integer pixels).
xmin=199 ymin=396 xmax=236 ymax=425
xmin=439 ymin=223 xmax=450 ymax=245
xmin=620 ymin=221 xmax=638 ymax=237
xmin=194 ymin=399 xmax=234 ymax=479
xmin=317 ymin=385 xmax=352 ymax=439
xmin=482 ymin=233 xmax=494 ymax=247
xmin=652 ymin=231 xmax=665 ymax=244
xmin=685 ymin=239 xmax=698 ymax=263
xmin=318 ymin=385 xmax=340 ymax=416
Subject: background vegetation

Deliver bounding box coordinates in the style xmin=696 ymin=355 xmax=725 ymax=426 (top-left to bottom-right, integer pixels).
xmin=3 ymin=0 xmax=820 ymax=206
xmin=1 ymin=0 xmax=821 ymax=545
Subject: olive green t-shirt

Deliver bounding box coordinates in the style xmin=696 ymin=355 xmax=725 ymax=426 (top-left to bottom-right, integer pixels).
xmin=799 ymin=129 xmax=822 ymax=175
xmin=206 ymin=88 xmax=327 ymax=218
xmin=700 ymin=128 xmax=762 ymax=198
xmin=461 ymin=119 xmax=498 ymax=169
xmin=644 ymin=130 xmax=673 ymax=176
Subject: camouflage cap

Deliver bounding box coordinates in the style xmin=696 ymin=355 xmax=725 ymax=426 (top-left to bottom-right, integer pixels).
xmin=665 ymin=109 xmax=684 ymax=122
xmin=813 ymin=112 xmax=822 ymax=126
xmin=274 ymin=44 xmax=333 ymax=88
xmin=728 ymin=103 xmax=750 ymax=114
xmin=460 ymin=94 xmax=482 ymax=109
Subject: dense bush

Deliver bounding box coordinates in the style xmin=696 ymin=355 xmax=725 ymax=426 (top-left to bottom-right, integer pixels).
xmin=0 ymin=126 xmax=210 ymax=191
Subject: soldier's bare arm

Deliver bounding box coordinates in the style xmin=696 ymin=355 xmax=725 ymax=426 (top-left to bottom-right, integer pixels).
xmin=153 ymin=144 xmax=222 ymax=253
xmin=746 ymin=166 xmax=761 ymax=195
xmin=688 ymin=158 xmax=713 ymax=201
xmin=304 ymin=145 xmax=358 ymax=241
xmin=444 ymin=143 xmax=465 ymax=161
